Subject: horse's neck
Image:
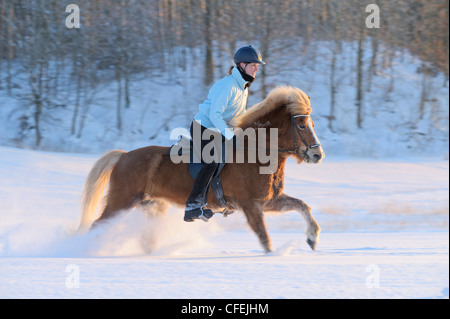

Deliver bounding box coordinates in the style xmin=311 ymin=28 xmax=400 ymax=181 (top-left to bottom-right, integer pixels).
xmin=253 ymin=109 xmax=290 ymax=148
xmin=241 ymin=109 xmax=297 ymax=172
xmin=270 ymin=155 xmax=287 ymax=196
xmin=276 ymin=155 xmax=287 ymax=173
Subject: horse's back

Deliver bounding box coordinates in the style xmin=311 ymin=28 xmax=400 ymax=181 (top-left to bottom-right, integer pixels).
xmin=112 ymin=145 xmax=191 ymax=205
xmin=108 ymin=145 xmax=169 ymax=195
xmin=112 ymin=145 xmax=168 ymax=175
xmin=126 ymin=145 xmax=170 ymax=158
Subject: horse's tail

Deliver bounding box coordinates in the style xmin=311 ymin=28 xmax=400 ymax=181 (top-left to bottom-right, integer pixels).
xmin=78 ymin=150 xmax=127 ymax=232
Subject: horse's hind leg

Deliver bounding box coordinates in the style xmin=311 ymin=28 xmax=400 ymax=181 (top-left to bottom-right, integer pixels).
xmin=242 ymin=202 xmax=272 ymax=253
xmin=139 ymin=199 xmax=169 ymax=217
xmin=91 ymin=198 xmax=132 ymax=228
xmin=264 ymin=193 xmax=320 ymax=250
xmin=138 ymin=199 xmax=169 ymax=254
xmin=91 ymin=186 xmax=139 ymax=228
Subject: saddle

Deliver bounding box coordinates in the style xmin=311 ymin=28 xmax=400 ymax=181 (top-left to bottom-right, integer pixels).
xmin=169 ymin=135 xmax=228 ymax=209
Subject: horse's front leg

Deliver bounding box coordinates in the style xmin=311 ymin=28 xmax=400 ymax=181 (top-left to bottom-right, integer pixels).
xmin=264 ymin=193 xmax=321 ymax=250
xmin=242 ymin=202 xmax=273 ymax=253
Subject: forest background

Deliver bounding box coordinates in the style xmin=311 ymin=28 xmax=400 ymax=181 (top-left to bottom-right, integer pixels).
xmin=0 ymin=0 xmax=448 ymax=157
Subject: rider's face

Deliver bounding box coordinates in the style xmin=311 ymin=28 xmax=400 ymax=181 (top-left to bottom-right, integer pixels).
xmin=241 ymin=62 xmax=260 ymax=78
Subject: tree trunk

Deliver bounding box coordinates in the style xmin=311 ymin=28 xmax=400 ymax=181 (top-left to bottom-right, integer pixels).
xmin=71 ymin=70 xmax=83 ymax=135
xmin=329 ymin=41 xmax=337 ymax=131
xmin=356 ymin=18 xmax=365 ymax=129
xmin=31 ymin=63 xmax=44 ymax=147
xmin=203 ymin=0 xmax=214 ymax=86
xmin=117 ymin=67 xmax=123 ymax=132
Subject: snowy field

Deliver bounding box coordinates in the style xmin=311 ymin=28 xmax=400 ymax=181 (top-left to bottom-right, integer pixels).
xmin=0 ymin=146 xmax=448 ymax=299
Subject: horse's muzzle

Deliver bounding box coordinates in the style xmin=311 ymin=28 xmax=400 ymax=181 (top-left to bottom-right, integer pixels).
xmin=313 ymin=153 xmax=323 ymax=161
xmin=304 ymin=146 xmax=325 ymax=163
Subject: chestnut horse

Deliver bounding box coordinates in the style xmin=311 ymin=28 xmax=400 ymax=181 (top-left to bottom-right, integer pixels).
xmin=78 ymin=86 xmax=325 ymax=253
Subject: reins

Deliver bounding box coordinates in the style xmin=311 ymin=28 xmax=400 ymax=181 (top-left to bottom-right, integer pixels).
xmin=167 ymin=114 xmax=321 ymax=158
xmin=231 ymin=114 xmax=321 ymax=155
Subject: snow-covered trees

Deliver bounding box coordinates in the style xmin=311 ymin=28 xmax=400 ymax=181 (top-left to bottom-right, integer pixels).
xmin=0 ymin=0 xmax=448 ymax=150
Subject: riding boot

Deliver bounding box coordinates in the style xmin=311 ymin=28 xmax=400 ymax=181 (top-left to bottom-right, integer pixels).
xmin=184 ymin=162 xmax=219 ymax=222
xmin=184 ymin=207 xmax=214 ymax=222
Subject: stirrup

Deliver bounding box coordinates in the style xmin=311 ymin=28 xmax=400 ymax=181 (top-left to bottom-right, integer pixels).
xmin=198 ymin=209 xmax=212 ymax=222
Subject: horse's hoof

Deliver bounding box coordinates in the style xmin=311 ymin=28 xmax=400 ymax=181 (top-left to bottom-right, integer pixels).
xmin=306 ymin=238 xmax=317 ymax=251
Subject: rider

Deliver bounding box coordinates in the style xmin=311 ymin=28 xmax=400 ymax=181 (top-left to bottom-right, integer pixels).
xmin=184 ymin=45 xmax=265 ymax=222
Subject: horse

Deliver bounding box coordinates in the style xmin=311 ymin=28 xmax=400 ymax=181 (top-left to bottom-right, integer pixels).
xmin=78 ymin=86 xmax=325 ymax=253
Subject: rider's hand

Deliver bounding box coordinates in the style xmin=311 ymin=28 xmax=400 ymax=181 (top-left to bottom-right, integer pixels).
xmin=224 ymin=127 xmax=235 ymax=140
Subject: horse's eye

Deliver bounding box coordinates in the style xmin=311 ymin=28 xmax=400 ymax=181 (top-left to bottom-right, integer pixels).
xmin=298 ymin=124 xmax=306 ymax=130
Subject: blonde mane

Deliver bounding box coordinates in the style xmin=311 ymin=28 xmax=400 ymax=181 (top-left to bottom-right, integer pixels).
xmin=232 ymin=86 xmax=312 ymax=128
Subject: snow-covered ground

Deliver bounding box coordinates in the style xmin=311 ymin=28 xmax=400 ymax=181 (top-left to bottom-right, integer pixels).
xmin=0 ymin=146 xmax=448 ymax=299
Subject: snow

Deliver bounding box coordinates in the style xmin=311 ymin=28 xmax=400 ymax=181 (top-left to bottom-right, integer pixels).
xmin=0 ymin=40 xmax=448 ymax=300
xmin=0 ymin=146 xmax=448 ymax=299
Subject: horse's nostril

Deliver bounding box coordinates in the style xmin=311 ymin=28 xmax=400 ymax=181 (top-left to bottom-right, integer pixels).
xmin=313 ymin=154 xmax=321 ymax=160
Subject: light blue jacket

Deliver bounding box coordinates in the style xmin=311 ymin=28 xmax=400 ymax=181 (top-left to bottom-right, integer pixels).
xmin=194 ymin=67 xmax=248 ymax=139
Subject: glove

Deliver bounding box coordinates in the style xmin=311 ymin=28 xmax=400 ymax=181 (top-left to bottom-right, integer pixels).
xmin=223 ymin=127 xmax=238 ymax=150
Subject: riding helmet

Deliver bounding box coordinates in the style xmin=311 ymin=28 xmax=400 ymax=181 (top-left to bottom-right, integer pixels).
xmin=234 ymin=45 xmax=265 ymax=65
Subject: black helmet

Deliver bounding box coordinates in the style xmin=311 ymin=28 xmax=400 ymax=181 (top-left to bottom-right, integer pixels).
xmin=234 ymin=45 xmax=265 ymax=65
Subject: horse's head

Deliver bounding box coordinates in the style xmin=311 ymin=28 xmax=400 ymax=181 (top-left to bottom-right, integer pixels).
xmin=233 ymin=86 xmax=325 ymax=164
xmin=277 ymin=86 xmax=325 ymax=164
xmin=287 ymin=113 xmax=325 ymax=164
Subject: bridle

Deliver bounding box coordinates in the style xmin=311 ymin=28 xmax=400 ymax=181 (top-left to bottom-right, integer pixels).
xmin=278 ymin=115 xmax=321 ymax=155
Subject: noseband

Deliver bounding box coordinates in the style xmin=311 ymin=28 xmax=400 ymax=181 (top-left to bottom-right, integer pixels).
xmin=279 ymin=115 xmax=321 ymax=155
